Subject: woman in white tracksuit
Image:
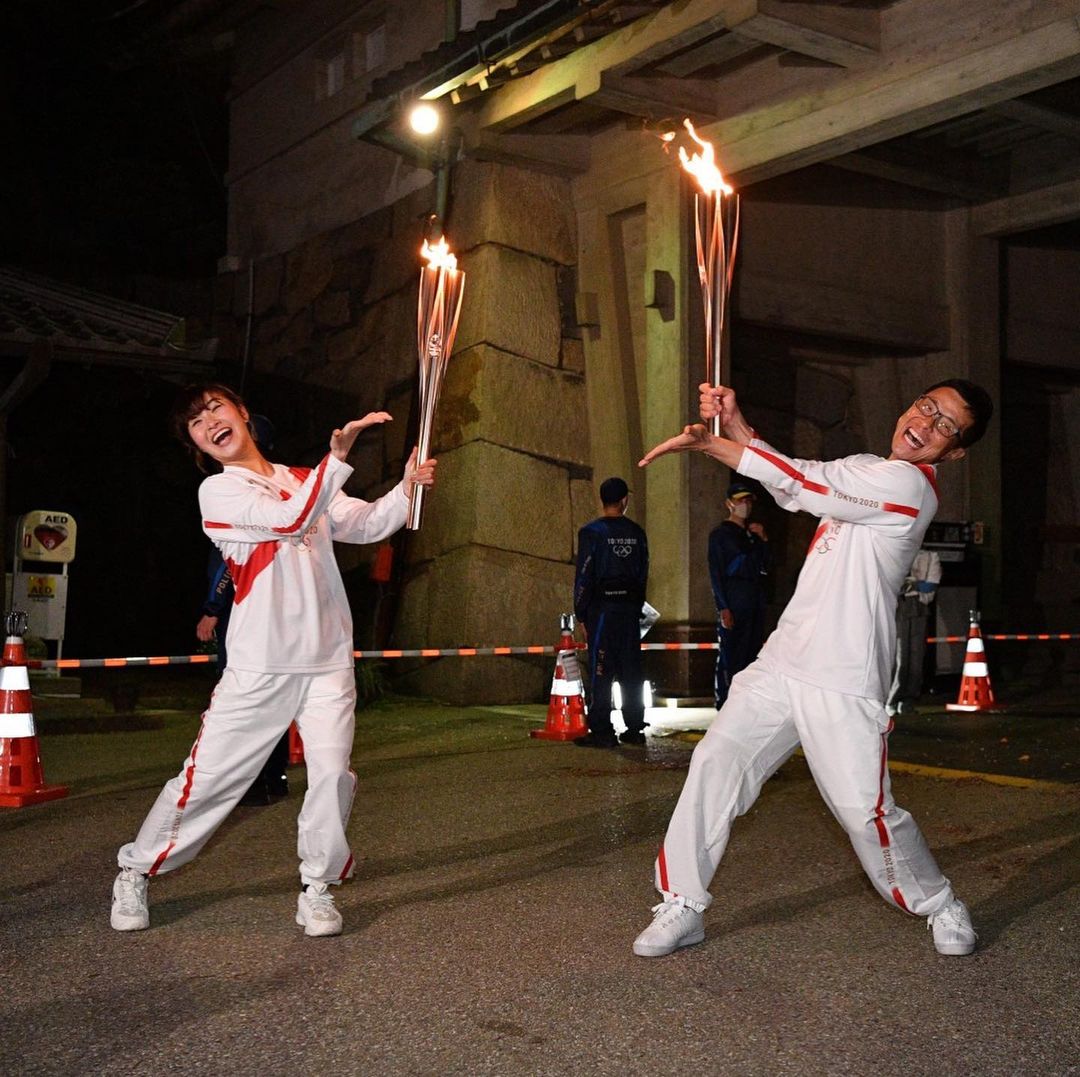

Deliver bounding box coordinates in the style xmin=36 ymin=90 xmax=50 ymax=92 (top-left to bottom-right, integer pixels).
xmin=110 ymin=383 xmax=436 ymax=937
xmin=633 ymin=379 xmax=992 ymax=959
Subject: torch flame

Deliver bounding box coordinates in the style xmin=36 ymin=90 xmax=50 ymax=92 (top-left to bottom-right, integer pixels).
xmin=421 ymin=235 xmax=458 ymax=271
xmin=676 ymin=118 xmax=733 ymax=196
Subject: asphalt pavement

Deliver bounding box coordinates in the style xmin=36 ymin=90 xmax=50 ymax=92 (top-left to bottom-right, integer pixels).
xmin=1 ymin=671 xmax=1077 ymax=1076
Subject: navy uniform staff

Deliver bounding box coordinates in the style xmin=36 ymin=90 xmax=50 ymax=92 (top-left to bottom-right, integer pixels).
xmin=573 ymin=477 xmax=650 ymax=749
xmin=708 ymin=481 xmax=771 ymax=709
xmin=886 ymin=547 xmax=942 ymax=716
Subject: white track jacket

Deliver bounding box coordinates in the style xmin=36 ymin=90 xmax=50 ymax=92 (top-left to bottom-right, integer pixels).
xmin=199 ymin=454 xmax=408 ymax=674
xmin=737 ymin=438 xmax=939 ymax=701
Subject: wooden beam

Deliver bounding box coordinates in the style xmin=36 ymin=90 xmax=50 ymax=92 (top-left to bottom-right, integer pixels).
xmin=464 ymin=130 xmax=591 ymax=176
xmin=971 ymin=177 xmax=1080 ymax=236
xmin=737 ymin=269 xmax=950 ymax=351
xmin=473 ymin=0 xmax=753 ymax=131
xmin=730 ymin=0 xmax=880 ymax=68
xmin=988 ymin=99 xmax=1080 ymax=143
xmin=590 ymin=73 xmax=721 ymax=123
xmin=608 ymin=11 xmax=739 ymax=74
xmin=830 ymin=143 xmax=1006 ymax=202
xmin=726 ymin=12 xmax=1080 ymax=187
xmin=654 ymin=31 xmax=759 ymax=77
xmin=759 ymin=0 xmax=880 ymax=50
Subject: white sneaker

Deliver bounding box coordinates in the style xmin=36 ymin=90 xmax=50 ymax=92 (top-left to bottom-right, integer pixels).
xmin=929 ymin=897 xmax=976 ymax=956
xmin=632 ymin=896 xmax=705 ymax=957
xmin=296 ymin=883 xmax=343 ymax=937
xmin=111 ymin=868 xmax=150 ymax=931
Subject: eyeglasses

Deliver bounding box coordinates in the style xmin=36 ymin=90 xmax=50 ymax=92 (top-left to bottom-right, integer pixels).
xmin=913 ymin=396 xmax=961 ymax=440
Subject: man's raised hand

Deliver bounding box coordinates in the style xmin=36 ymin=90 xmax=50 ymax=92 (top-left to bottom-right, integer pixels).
xmin=330 ymin=411 xmax=392 ymax=461
xmin=639 ymin=423 xmax=712 ymax=467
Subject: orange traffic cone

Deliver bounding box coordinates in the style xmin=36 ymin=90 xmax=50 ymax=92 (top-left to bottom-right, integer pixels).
xmin=287 ymin=721 xmax=304 ymax=765
xmin=0 ymin=611 xmax=68 ymax=808
xmin=531 ymin=614 xmax=588 ymax=741
xmin=946 ymin=610 xmax=1002 ymax=713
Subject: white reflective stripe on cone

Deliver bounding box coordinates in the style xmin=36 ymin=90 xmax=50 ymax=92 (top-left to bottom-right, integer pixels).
xmin=551 ymin=680 xmax=581 ymax=696
xmin=558 ymin=650 xmax=581 ymax=681
xmin=0 ymin=665 xmax=30 ymax=690
xmin=964 ymin=638 xmax=986 ymax=654
xmin=0 ymin=713 xmax=36 ymax=737
xmin=961 ymin=662 xmax=989 ymax=677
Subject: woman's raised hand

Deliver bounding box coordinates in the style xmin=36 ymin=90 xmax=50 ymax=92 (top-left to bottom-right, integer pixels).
xmin=403 ymin=446 xmax=437 ymax=497
xmin=330 ymin=412 xmax=393 ymax=461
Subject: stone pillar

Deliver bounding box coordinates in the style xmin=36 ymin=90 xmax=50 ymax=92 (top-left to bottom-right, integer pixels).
xmin=942 ymin=207 xmax=1003 ymax=620
xmin=392 ymin=160 xmax=583 ymax=704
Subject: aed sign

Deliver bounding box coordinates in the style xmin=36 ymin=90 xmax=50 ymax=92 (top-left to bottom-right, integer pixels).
xmin=18 ymin=511 xmax=78 ymax=563
xmin=10 ymin=572 xmax=69 ymax=640
xmin=27 ymin=576 xmax=57 ymax=599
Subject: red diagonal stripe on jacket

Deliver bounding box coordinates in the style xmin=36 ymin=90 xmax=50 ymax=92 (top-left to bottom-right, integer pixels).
xmin=747 ymin=446 xmax=830 ymax=495
xmin=272 ymin=456 xmax=329 ymax=534
xmin=226 ymin=542 xmax=278 ymax=604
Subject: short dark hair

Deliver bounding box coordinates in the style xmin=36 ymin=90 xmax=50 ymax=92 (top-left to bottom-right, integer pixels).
xmin=599 ymin=476 xmax=629 ymax=505
xmin=922 ymin=379 xmax=993 ymax=448
xmin=169 ymin=382 xmax=246 ymax=473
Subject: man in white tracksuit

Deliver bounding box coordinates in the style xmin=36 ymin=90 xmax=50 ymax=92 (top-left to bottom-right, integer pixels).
xmin=111 ymin=383 xmax=436 ymax=937
xmin=633 ymin=378 xmax=993 ymax=958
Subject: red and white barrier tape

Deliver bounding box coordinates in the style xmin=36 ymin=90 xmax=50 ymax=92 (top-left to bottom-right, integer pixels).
xmin=927 ymin=633 xmax=1079 ymax=643
xmin=21 ymin=633 xmax=1078 ymax=670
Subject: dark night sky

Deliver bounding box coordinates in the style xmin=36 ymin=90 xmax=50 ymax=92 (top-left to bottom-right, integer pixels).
xmin=2 ymin=1 xmax=230 ymax=285
xmin=2 ymin=3 xmax=236 ymax=657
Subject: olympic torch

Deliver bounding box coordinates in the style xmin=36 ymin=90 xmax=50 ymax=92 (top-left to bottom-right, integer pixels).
xmin=408 ymin=234 xmax=465 ymax=530
xmin=673 ymin=119 xmax=739 ymax=437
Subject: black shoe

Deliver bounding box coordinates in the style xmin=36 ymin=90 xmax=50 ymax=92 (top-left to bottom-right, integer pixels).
xmin=619 ymin=730 xmax=647 ymax=746
xmin=238 ymin=780 xmax=271 ymax=807
xmin=265 ymin=774 xmax=289 ymax=797
xmin=574 ymin=731 xmax=618 ymax=749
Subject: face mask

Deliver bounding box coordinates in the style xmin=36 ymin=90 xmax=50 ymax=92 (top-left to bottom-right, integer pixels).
xmin=730 ymin=501 xmax=750 ymax=520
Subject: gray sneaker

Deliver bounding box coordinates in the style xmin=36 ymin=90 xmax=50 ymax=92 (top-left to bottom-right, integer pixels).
xmin=111 ymin=868 xmax=150 ymax=931
xmin=928 ymin=897 xmax=976 ymax=955
xmin=296 ymin=883 xmax=343 ymax=937
xmin=633 ymin=896 xmax=705 ymax=957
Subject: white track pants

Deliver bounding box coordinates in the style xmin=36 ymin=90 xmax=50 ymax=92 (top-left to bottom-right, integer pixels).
xmin=118 ymin=667 xmax=357 ymax=887
xmin=654 ymin=660 xmax=953 ymax=917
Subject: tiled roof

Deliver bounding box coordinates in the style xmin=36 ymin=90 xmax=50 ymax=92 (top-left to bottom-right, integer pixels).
xmin=0 ymin=266 xmax=216 ymax=368
xmin=365 ymin=0 xmax=570 ymax=102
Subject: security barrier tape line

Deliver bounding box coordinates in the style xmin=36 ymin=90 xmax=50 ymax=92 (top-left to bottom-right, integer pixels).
xmin=21 ymin=634 xmax=1078 ymax=669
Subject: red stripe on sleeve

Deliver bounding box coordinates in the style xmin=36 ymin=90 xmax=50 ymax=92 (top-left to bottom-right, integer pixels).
xmin=747 ymin=446 xmax=829 ymax=495
xmin=272 ymin=456 xmax=330 ymax=534
xmin=882 ymin=502 xmax=919 ymax=518
xmin=915 ymin=464 xmax=939 ymax=497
